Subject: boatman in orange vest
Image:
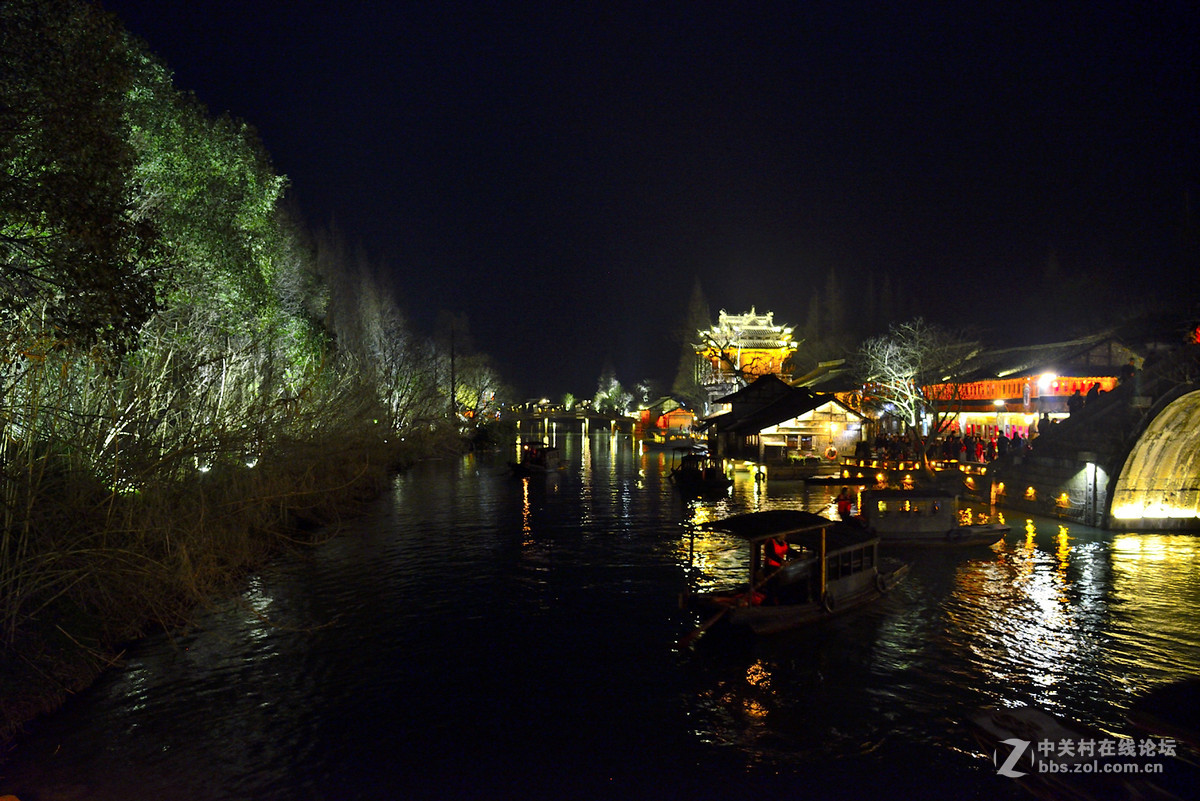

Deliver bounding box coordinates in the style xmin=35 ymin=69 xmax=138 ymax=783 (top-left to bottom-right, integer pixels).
xmin=836 ymin=486 xmax=854 ymax=520
xmin=765 ymin=537 xmax=790 ymax=573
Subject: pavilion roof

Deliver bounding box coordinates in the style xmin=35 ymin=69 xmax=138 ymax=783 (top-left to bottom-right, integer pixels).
xmin=706 ymin=375 xmax=861 ymax=433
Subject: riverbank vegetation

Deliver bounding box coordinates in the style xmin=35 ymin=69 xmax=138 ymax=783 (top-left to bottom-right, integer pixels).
xmin=0 ymin=0 xmax=510 ymax=746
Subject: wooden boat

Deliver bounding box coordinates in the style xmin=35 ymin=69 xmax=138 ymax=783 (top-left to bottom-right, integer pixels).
xmin=679 ymin=510 xmax=909 ymax=644
xmin=642 ymin=429 xmax=702 ymax=449
xmin=860 ymin=488 xmax=1008 ymax=547
xmin=668 ymin=448 xmax=731 ymax=496
xmin=508 ymin=440 xmax=565 ymax=476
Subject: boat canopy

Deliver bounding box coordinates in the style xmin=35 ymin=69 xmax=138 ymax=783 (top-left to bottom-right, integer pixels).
xmin=700 ymin=510 xmax=876 ymax=551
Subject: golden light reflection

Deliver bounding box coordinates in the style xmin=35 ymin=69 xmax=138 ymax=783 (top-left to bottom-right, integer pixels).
xmin=1107 ymin=533 xmax=1200 ymax=676
xmin=521 ymin=477 xmax=532 ymax=544
xmin=946 ymin=517 xmax=1081 ymax=701
xmin=1110 ymin=534 xmax=1169 ymax=559
xmin=745 ymin=660 xmax=771 ymax=689
xmin=741 ymin=698 xmax=769 ymax=720
xmin=676 ymin=525 xmax=746 ymax=593
xmin=1055 ymin=526 xmax=1071 ymax=590
xmin=688 ymin=503 xmax=719 ymax=528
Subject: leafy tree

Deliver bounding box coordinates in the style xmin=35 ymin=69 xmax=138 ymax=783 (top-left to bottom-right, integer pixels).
xmin=633 ymin=378 xmax=662 ymax=410
xmin=0 ymin=0 xmax=157 ymax=349
xmin=123 ymin=47 xmax=288 ymax=326
xmin=593 ymin=363 xmax=631 ymax=415
xmin=856 ymin=317 xmax=978 ymax=470
xmin=454 ymin=352 xmax=506 ymax=425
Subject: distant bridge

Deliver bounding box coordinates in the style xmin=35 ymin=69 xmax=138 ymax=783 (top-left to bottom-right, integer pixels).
xmin=513 ymin=410 xmax=636 ymax=439
xmin=988 ymin=347 xmax=1200 ymax=530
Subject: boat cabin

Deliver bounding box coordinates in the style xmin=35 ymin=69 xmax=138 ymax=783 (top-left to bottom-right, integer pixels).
xmin=670 ymin=448 xmax=731 ymax=493
xmin=701 ymin=510 xmax=880 ymax=605
xmin=515 ymin=440 xmax=563 ymax=471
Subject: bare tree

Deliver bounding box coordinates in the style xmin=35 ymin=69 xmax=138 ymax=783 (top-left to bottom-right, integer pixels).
xmin=857 ymin=318 xmax=979 ymax=470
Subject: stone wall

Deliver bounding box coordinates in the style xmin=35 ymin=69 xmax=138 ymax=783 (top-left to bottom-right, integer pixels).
xmin=991 ymin=451 xmax=1109 ymax=526
xmin=987 ymin=381 xmax=1166 ymax=528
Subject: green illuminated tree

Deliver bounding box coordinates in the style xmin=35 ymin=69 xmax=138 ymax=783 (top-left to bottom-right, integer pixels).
xmin=594 ymin=363 xmax=632 ymax=415
xmin=0 ymin=0 xmax=157 ymax=349
xmin=122 ymin=47 xmax=288 ymax=328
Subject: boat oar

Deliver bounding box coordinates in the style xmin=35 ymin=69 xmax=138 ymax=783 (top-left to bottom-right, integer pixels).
xmin=675 ymin=568 xmax=781 ymax=649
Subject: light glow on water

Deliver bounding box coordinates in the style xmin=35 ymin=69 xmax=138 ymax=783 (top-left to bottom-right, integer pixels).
xmin=6 ymin=434 xmax=1199 ymax=801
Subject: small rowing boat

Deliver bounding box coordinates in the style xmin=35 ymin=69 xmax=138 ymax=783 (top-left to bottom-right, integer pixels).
xmin=859 ymin=488 xmax=1008 ymax=547
xmin=678 ymin=510 xmax=909 ymax=645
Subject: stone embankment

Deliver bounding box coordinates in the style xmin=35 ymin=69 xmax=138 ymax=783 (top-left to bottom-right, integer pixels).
xmin=987 ymin=349 xmax=1199 ymax=529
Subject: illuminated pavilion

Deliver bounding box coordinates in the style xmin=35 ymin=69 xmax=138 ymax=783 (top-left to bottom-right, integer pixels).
xmin=697 ymin=308 xmax=797 ymax=412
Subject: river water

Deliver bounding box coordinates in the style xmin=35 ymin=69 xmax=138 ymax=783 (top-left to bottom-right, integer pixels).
xmin=4 ymin=433 xmax=1200 ymax=800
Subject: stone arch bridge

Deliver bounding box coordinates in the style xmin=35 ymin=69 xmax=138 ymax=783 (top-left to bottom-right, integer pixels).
xmin=987 ymin=347 xmax=1200 ymax=531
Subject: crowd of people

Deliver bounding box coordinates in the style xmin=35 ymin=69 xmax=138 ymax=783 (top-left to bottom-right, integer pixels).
xmin=865 ymin=430 xmax=1031 ymax=465
xmin=842 ymin=360 xmax=1144 ymax=469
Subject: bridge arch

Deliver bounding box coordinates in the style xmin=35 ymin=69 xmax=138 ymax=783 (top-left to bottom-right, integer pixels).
xmin=1109 ymin=389 xmax=1200 ymax=529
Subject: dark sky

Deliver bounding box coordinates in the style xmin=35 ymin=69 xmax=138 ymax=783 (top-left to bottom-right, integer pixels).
xmin=101 ymin=1 xmax=1198 ymax=397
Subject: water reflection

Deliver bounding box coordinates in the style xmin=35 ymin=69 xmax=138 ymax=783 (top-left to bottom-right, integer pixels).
xmin=681 ymin=489 xmax=1200 ymax=788
xmin=4 ymin=436 xmax=1199 ymax=801
xmin=943 ymin=524 xmax=1094 ymax=707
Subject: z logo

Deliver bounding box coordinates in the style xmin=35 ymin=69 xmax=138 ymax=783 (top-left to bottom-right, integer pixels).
xmin=994 ymin=738 xmax=1031 ymax=778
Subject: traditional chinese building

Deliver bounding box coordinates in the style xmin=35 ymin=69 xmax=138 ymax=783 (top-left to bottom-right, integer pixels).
xmin=697 ymin=308 xmax=797 ymax=411
xmin=921 ymin=334 xmax=1140 ymax=440
xmin=635 ymin=396 xmax=700 ymax=446
xmin=704 ymin=374 xmax=865 ymax=470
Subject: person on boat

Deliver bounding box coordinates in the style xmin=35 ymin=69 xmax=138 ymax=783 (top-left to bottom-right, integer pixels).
xmin=836 ymin=486 xmax=854 ymax=520
xmin=764 ymin=537 xmax=790 ymax=572
xmin=758 ymin=536 xmax=792 ymax=604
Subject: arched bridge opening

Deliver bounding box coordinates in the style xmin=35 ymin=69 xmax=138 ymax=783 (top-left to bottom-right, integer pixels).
xmin=1109 ymin=389 xmax=1200 ymax=530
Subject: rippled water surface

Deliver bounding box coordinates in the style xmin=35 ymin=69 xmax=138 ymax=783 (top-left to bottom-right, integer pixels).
xmin=5 ymin=434 xmax=1200 ymax=800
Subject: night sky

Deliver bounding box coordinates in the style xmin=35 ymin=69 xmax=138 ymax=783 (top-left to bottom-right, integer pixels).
xmin=101 ymin=1 xmax=1198 ymax=397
